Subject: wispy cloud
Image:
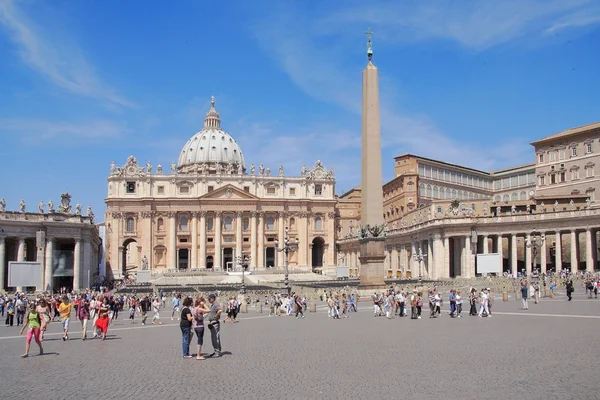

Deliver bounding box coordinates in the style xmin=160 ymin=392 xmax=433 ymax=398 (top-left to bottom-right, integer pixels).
xmin=0 ymin=118 xmax=130 ymax=143
xmin=317 ymin=0 xmax=600 ymax=50
xmin=0 ymin=0 xmax=134 ymax=107
xmin=248 ymin=1 xmax=599 ymax=181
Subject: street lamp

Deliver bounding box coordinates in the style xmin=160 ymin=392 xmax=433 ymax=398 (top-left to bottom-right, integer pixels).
xmin=526 ymin=229 xmax=545 ymax=280
xmin=274 ymin=227 xmax=299 ymax=295
xmin=412 ymin=239 xmax=426 ymax=283
xmin=234 ymin=254 xmax=251 ymax=294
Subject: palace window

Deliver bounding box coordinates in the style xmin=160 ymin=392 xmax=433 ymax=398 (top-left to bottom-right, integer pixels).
xmin=126 ymin=217 xmax=135 ymax=233
xmin=520 ymin=191 xmax=527 ymax=201
xmin=572 ymin=169 xmax=580 ymax=180
xmin=179 ymin=217 xmax=189 ymax=232
xmin=315 ymin=216 xmax=323 ymax=231
xmin=207 ymin=186 xmax=214 ymax=192
xmin=586 ymin=143 xmax=593 ymax=154
xmin=157 ymin=218 xmax=164 ymax=232
xmin=511 ymin=192 xmax=518 ymax=201
xmin=207 ymin=218 xmax=213 ymax=231
xmin=244 ymin=186 xmax=250 ymax=193
xmin=586 ymin=165 xmax=595 ymax=178
xmin=559 ymin=149 xmax=565 ymax=160
xmin=550 ymin=174 xmax=556 ymax=184
xmin=289 ymin=187 xmax=296 ymax=196
xmin=266 ymin=216 xmax=275 ymax=230
xmin=126 ymin=182 xmax=136 ymax=194
xmin=538 ymin=154 xmax=544 ymax=163
xmin=572 ymin=147 xmax=577 ymax=157
xmin=587 ymin=189 xmax=596 ymax=202
xmin=502 ymin=194 xmax=509 ymax=202
xmin=289 ymin=217 xmax=296 ymax=230
xmin=243 ymin=218 xmax=249 ymax=231
xmin=224 ymin=216 xmax=233 ymax=231
xmin=267 ymin=186 xmax=276 ymax=195
xmin=314 ymin=184 xmax=323 ymax=196
xmin=432 ymin=186 xmax=439 ymax=198
xmin=560 ymin=172 xmax=566 ymax=182
xmin=179 ymin=186 xmax=189 ymax=194
xmin=157 ymin=186 xmax=165 ymax=195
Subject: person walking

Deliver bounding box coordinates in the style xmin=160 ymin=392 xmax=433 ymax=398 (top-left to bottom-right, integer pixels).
xmin=206 ymin=294 xmax=222 ymax=358
xmin=19 ymin=303 xmax=43 ymax=358
xmin=521 ymin=281 xmax=529 ymax=310
xmin=478 ymin=289 xmax=490 ymax=317
xmin=58 ymin=295 xmax=72 ymax=341
xmin=77 ymin=294 xmax=90 ymax=340
xmin=566 ymin=279 xmax=574 ymax=301
xmin=151 ymin=297 xmax=162 ymax=325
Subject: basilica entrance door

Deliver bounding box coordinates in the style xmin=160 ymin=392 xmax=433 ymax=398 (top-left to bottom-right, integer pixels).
xmin=178 ymin=249 xmax=189 ymax=270
xmin=223 ymin=248 xmax=233 ymax=271
xmin=206 ymin=256 xmax=214 ymax=269
xmin=265 ymin=247 xmax=275 ymax=269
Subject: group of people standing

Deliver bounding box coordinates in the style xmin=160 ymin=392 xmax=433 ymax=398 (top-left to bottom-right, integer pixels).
xmin=178 ymin=294 xmax=223 ymax=359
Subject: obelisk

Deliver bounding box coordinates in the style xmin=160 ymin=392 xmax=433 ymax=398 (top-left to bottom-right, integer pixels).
xmin=358 ymin=29 xmax=386 ymax=288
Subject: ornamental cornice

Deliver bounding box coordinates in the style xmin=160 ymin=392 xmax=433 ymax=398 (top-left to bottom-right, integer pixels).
xmin=140 ymin=211 xmax=154 ymax=218
xmin=165 ymin=211 xmax=177 ymax=218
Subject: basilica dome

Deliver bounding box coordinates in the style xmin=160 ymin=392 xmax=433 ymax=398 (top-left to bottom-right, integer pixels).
xmin=177 ymin=97 xmax=245 ymax=173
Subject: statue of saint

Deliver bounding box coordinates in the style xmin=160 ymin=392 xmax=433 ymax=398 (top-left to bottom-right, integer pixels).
xmin=0 ymin=198 xmax=5 ymax=212
xmin=146 ymin=161 xmax=152 ymax=174
xmin=87 ymin=205 xmax=93 ymax=216
xmin=279 ymin=165 xmax=284 ymax=176
xmin=39 ymin=201 xmax=44 ymax=214
xmin=250 ymin=164 xmax=255 ymax=175
xmin=75 ymin=203 xmax=82 ymax=215
xmin=170 ymin=162 xmax=177 ymax=173
xmin=301 ymin=164 xmax=307 ymax=177
xmin=259 ymin=164 xmax=264 ymax=175
xmin=237 ymin=163 xmax=243 ymax=175
xmin=142 ymin=255 xmax=149 ymax=270
xmin=553 ymin=201 xmax=559 ymax=212
xmin=19 ymin=199 xmax=25 ymax=213
xmin=110 ymin=161 xmax=116 ymax=174
xmin=265 ymin=167 xmax=271 ymax=176
xmin=48 ymin=200 xmax=54 ymax=213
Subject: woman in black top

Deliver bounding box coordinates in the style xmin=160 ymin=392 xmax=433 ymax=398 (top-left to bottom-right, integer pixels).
xmin=179 ymin=297 xmax=194 ymax=358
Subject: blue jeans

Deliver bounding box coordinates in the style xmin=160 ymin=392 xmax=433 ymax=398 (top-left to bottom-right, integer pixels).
xmin=450 ymin=302 xmax=456 ymax=316
xmin=180 ymin=326 xmax=191 ymax=356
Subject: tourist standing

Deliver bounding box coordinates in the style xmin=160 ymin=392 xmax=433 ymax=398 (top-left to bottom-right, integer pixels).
xmin=5 ymin=298 xmax=14 ymax=326
xmin=478 ymin=289 xmax=490 ymax=317
xmin=193 ymin=297 xmax=210 ymax=360
xmin=151 ymin=297 xmax=162 ymax=325
xmin=171 ymin=295 xmax=180 ymax=321
xmin=521 ymin=281 xmax=529 ymax=310
xmin=566 ymin=279 xmax=574 ymax=301
xmin=19 ymin=303 xmax=43 ymax=358
xmin=449 ymin=290 xmax=456 ymax=318
xmin=206 ymin=294 xmax=222 ymax=358
xmin=179 ymin=297 xmax=194 ymax=359
xmin=549 ymin=281 xmax=556 ymax=298
xmin=140 ymin=296 xmax=151 ymax=325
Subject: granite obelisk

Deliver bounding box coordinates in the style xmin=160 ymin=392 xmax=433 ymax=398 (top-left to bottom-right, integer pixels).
xmin=358 ymin=29 xmax=386 ymax=288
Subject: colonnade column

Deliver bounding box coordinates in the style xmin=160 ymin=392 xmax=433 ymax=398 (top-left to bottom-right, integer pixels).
xmin=257 ymin=213 xmax=264 ymax=269
xmin=214 ymin=212 xmax=222 ymax=269
xmin=555 ymin=232 xmax=562 ymax=271
xmin=585 ymin=229 xmax=594 ymax=272
xmin=525 ymin=233 xmax=532 ymax=276
xmin=410 ymin=241 xmax=416 ymax=276
xmin=391 ymin=245 xmax=398 ymax=278
xmin=199 ymin=212 xmax=207 ymax=269
xmin=297 ymin=213 xmax=307 ymax=267
xmin=73 ymin=238 xmax=81 ymax=291
xmin=327 ymin=213 xmax=335 ymax=267
xmin=169 ymin=212 xmax=177 ymax=270
xmin=570 ymin=230 xmax=578 ymax=273
xmin=236 ymin=212 xmax=243 ymax=261
xmin=463 ymin=235 xmax=472 ymax=278
xmin=0 ymin=237 xmax=5 ymax=291
xmin=540 ymin=232 xmax=547 ymax=273
xmin=191 ymin=213 xmax=198 ymax=269
xmin=250 ymin=212 xmax=257 ymax=269
xmin=44 ymin=238 xmax=54 ymax=291
xmin=16 ymin=237 xmax=25 ymax=293
xmin=427 ymin=237 xmax=433 ymax=278
xmin=278 ymin=212 xmax=285 ymax=268
xmin=482 ymin=235 xmax=489 ymax=254
xmin=510 ymin=234 xmax=518 ymax=276
xmin=443 ymin=236 xmax=450 ymax=278
xmin=303 ymin=213 xmax=310 ymax=268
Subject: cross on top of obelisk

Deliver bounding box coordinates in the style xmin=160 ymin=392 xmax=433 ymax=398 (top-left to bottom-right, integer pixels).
xmin=365 ymin=28 xmax=374 ymax=60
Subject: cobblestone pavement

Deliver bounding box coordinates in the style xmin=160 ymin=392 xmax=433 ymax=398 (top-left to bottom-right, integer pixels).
xmin=1 ymin=290 xmax=598 ymax=400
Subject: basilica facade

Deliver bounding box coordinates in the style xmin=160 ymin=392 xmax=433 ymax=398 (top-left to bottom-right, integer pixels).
xmin=104 ymin=98 xmax=337 ymax=279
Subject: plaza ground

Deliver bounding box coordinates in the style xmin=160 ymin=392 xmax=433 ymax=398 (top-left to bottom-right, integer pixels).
xmin=1 ymin=290 xmax=598 ymax=400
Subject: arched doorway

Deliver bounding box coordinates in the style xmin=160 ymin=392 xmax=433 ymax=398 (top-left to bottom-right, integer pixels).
xmin=122 ymin=238 xmax=137 ymax=278
xmin=206 ymin=256 xmax=214 ymax=269
xmin=311 ymin=237 xmax=325 ymax=269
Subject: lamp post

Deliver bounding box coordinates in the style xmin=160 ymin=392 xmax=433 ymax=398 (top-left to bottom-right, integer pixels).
xmin=235 ymin=254 xmax=251 ymax=294
xmin=274 ymin=227 xmax=299 ymax=295
xmin=412 ymin=239 xmax=426 ymax=283
xmin=526 ymin=230 xmax=545 ymax=280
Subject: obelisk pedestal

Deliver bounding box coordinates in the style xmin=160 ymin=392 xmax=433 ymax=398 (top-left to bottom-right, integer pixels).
xmin=358 ymin=29 xmax=387 ymax=290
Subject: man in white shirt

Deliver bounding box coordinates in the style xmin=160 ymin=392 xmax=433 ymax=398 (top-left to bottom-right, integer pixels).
xmin=478 ymin=289 xmax=490 ymax=317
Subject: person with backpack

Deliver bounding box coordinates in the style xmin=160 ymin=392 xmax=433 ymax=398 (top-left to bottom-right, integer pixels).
xmin=19 ymin=302 xmax=43 ymax=358
xmin=5 ymin=298 xmax=15 ymax=326
xmin=15 ymin=296 xmax=26 ymax=326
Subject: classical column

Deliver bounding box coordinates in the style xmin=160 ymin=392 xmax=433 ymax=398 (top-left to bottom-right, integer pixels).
xmin=303 ymin=213 xmax=310 ymax=268
xmin=327 ymin=212 xmax=335 ymax=267
xmin=555 ymin=231 xmax=562 ymax=271
xmin=118 ymin=247 xmax=124 ymax=278
xmin=235 ymin=212 xmax=243 ymax=261
xmin=570 ymin=230 xmax=578 ymax=273
xmin=510 ymin=234 xmax=518 ymax=276
xmin=199 ymin=212 xmax=207 ymax=268
xmin=0 ymin=237 xmax=5 ymax=291
xmin=215 ymin=212 xmax=222 ymax=269
xmin=410 ymin=241 xmax=416 ymax=276
xmin=142 ymin=211 xmax=153 ymax=270
xmin=83 ymin=239 xmax=92 ymax=289
xmin=257 ymin=213 xmax=264 ymax=269
xmin=278 ymin=212 xmax=285 ymax=268
xmin=482 ymin=235 xmax=489 ymax=254
xmin=391 ymin=245 xmax=398 ymax=277
xmin=525 ymin=233 xmax=532 ymax=276
xmin=73 ymin=239 xmax=81 ymax=291
xmin=443 ymin=236 xmax=450 ymax=278
xmin=250 ymin=212 xmax=257 ymax=269
xmin=540 ymin=232 xmax=547 ymax=274
xmin=169 ymin=212 xmax=177 ymax=269
xmin=17 ymin=237 xmax=25 ymax=261
xmin=427 ymin=237 xmax=433 ymax=278
xmin=585 ymin=229 xmax=594 ymax=272
xmin=43 ymin=238 xmax=53 ymax=291
xmin=190 ymin=212 xmax=198 ymax=269
xmin=463 ymin=235 xmax=472 ymax=278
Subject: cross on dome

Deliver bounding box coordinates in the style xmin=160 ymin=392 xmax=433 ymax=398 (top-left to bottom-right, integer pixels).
xmin=204 ymin=96 xmax=220 ymax=129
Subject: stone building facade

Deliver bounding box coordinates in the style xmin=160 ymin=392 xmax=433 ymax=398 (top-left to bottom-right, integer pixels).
xmin=0 ymin=194 xmax=100 ymax=292
xmin=338 ymin=121 xmax=600 ymax=279
xmin=104 ymin=98 xmax=337 ymax=279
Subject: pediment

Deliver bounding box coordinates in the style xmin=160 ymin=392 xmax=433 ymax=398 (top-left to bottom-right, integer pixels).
xmin=199 ymin=184 xmax=259 ymax=200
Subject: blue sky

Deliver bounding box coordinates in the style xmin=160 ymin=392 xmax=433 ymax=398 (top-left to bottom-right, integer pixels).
xmin=1 ymin=0 xmax=599 ymax=221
